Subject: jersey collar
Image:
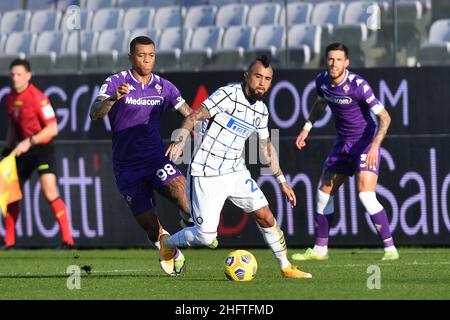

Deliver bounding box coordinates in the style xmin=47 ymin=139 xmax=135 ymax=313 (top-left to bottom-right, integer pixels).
xmin=128 ymin=69 xmax=154 ymax=87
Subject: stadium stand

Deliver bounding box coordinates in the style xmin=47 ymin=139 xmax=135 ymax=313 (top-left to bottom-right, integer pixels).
xmin=184 ymin=25 xmax=223 ymax=70
xmin=213 ymin=25 xmax=255 ymax=70
xmin=0 ymin=0 xmax=448 ymax=74
xmin=419 ymin=18 xmax=450 ymax=65
xmin=215 ymin=3 xmax=248 ymax=27
xmin=29 ymin=31 xmax=66 ymax=73
xmin=280 ymin=23 xmax=322 ymax=68
xmin=0 ymin=10 xmax=30 ymax=33
xmin=184 ymin=4 xmax=217 ymax=28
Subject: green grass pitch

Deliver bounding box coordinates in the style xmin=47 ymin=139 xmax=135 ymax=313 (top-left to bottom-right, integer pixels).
xmin=0 ymin=248 xmax=449 ymax=300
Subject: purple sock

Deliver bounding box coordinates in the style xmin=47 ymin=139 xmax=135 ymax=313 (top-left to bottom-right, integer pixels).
xmin=369 ymin=209 xmax=394 ymax=248
xmin=174 ymin=247 xmax=180 ymax=259
xmin=314 ymin=212 xmax=335 ymax=246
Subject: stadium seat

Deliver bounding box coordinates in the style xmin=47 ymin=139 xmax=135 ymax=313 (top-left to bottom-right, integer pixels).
xmin=0 ymin=1 xmax=23 ymax=12
xmin=91 ymin=8 xmax=124 ymax=32
xmin=419 ymin=19 xmax=450 ymax=66
xmin=116 ymin=28 xmax=160 ymax=70
xmin=212 ymin=25 xmax=255 ymax=70
xmin=311 ymin=1 xmax=345 ymax=50
xmin=60 ymin=8 xmax=91 ymax=31
xmin=279 ymin=2 xmax=313 ymax=27
xmin=122 ymin=7 xmax=155 ymax=31
xmin=87 ymin=30 xmax=129 ymax=73
xmin=0 ymin=10 xmax=31 ymax=34
xmin=148 ymin=0 xmax=178 ymax=7
xmin=330 ymin=1 xmax=380 ymax=67
xmin=184 ymin=26 xmax=223 ymax=71
xmin=54 ymin=31 xmax=98 ymax=73
xmin=28 ymin=9 xmax=62 ymax=32
xmin=0 ymin=33 xmax=6 ymax=53
xmin=25 ymin=0 xmax=55 ymax=11
xmin=153 ymin=6 xmax=184 ymax=29
xmin=29 ymin=31 xmax=66 ymax=74
xmin=395 ymin=1 xmax=425 ymax=65
xmin=80 ymin=0 xmax=116 ymax=10
xmin=116 ymin=0 xmax=146 ymax=8
xmin=247 ymin=3 xmax=281 ymax=27
xmin=246 ymin=24 xmax=285 ymax=67
xmin=56 ymin=0 xmax=79 ymax=11
xmin=184 ymin=5 xmax=217 ymax=28
xmin=215 ymin=3 xmax=248 ymax=28
xmin=209 ymin=0 xmax=239 ymax=6
xmin=156 ymin=27 xmax=191 ymax=72
xmin=0 ymin=32 xmax=36 ymax=74
xmin=279 ymin=23 xmax=322 ymax=68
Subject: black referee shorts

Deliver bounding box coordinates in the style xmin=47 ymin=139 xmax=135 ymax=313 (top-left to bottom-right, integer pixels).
xmin=16 ymin=143 xmax=57 ymax=183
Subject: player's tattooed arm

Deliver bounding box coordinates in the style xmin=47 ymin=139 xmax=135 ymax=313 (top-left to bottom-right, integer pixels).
xmin=166 ymin=103 xmax=211 ymax=161
xmin=259 ymin=138 xmax=282 ymax=177
xmin=372 ymin=108 xmax=391 ymax=146
xmin=260 ymin=138 xmax=297 ymax=207
xmin=176 ymin=102 xmax=193 ymax=118
xmin=90 ymin=83 xmax=130 ymax=120
xmin=295 ymin=99 xmax=327 ymax=150
xmin=365 ymin=108 xmax=391 ymax=170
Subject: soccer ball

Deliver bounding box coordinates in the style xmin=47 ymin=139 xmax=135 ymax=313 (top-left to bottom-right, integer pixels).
xmin=224 ymin=250 xmax=258 ymax=282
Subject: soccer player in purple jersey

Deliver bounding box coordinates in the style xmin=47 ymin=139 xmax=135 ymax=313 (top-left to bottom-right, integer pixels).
xmin=89 ymin=36 xmax=195 ymax=275
xmin=292 ymin=43 xmax=399 ymax=261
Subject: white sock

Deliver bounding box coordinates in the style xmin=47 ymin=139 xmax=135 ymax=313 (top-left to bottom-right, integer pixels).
xmin=260 ymin=221 xmax=291 ymax=269
xmin=385 ymin=245 xmax=397 ymax=252
xmin=166 ymin=227 xmax=217 ymax=249
xmin=150 ymin=229 xmax=170 ymax=250
xmin=313 ymin=245 xmax=328 ymax=256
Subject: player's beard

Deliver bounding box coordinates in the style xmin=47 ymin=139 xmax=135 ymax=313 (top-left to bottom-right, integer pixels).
xmin=249 ymin=87 xmax=266 ymax=101
xmin=328 ymin=67 xmax=345 ymax=80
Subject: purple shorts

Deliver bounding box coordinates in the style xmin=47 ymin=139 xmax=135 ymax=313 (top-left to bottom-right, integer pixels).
xmin=323 ymin=139 xmax=381 ymax=176
xmin=115 ymin=157 xmax=183 ymax=216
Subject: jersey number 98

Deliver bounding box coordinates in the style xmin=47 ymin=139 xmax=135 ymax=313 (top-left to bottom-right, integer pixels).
xmin=156 ymin=164 xmax=177 ymax=181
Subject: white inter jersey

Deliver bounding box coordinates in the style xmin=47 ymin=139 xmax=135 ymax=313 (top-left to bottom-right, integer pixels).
xmin=189 ymin=83 xmax=270 ymax=177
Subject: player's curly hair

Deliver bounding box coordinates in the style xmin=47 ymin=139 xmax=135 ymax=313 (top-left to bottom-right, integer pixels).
xmin=248 ymin=55 xmax=271 ymax=72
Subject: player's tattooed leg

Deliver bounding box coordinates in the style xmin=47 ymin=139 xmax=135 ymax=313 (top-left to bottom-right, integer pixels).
xmin=160 ymin=175 xmax=191 ymax=219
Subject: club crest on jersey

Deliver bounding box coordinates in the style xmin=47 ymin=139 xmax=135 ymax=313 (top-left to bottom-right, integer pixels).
xmin=13 ymin=100 xmax=23 ymax=106
xmin=343 ymin=84 xmax=350 ymax=93
xmin=155 ymin=83 xmax=162 ymax=94
xmin=254 ymin=117 xmax=261 ymax=127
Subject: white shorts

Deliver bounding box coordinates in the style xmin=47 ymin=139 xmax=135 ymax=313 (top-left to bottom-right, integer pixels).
xmin=187 ymin=170 xmax=269 ymax=233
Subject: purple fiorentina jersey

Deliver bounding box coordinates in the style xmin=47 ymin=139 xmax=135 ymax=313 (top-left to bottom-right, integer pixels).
xmin=315 ymin=70 xmax=384 ymax=141
xmin=97 ymin=70 xmax=185 ymax=171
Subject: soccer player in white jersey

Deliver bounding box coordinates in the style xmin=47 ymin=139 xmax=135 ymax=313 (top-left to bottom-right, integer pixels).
xmin=164 ymin=56 xmax=312 ymax=279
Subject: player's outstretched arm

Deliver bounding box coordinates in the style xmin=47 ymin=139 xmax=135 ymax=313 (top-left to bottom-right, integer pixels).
xmin=295 ymin=99 xmax=327 ymax=150
xmin=90 ymin=83 xmax=130 ymax=121
xmin=365 ymin=108 xmax=391 ymax=170
xmin=259 ymin=138 xmax=297 ymax=208
xmin=165 ymin=103 xmax=211 ymax=162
